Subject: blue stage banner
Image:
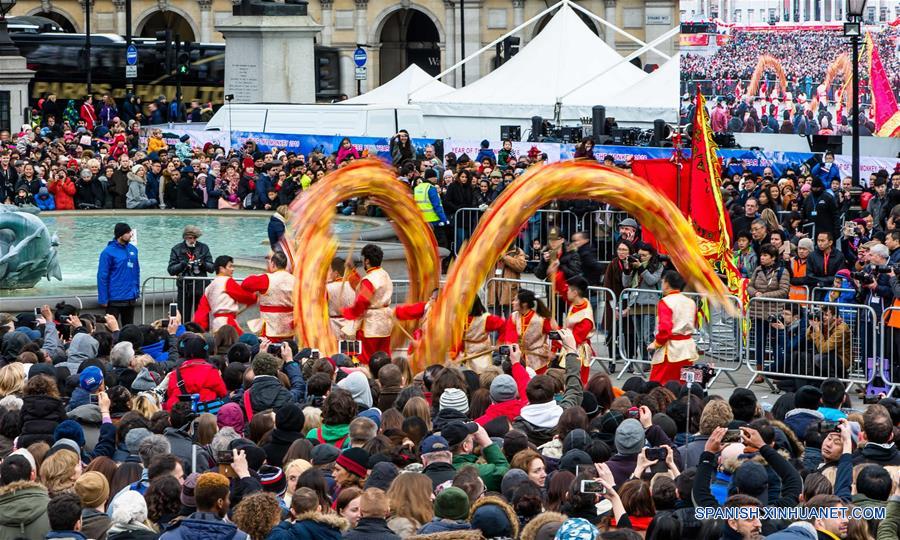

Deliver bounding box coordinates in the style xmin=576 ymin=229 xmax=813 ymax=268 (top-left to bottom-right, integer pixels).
xmin=229 ymin=132 xmax=437 ymax=163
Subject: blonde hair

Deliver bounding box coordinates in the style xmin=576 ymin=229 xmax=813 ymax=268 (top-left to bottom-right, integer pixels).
xmin=0 ymin=363 xmax=26 ymax=397
xmin=386 ymin=473 xmax=434 ymax=526
xmin=402 ymin=397 xmax=432 ymax=431
xmin=302 ymin=406 xmax=322 ymax=436
xmin=40 ymin=449 xmax=79 ymax=495
xmin=130 ymin=393 xmax=160 ymax=419
xmin=760 ymin=208 xmax=782 ymax=232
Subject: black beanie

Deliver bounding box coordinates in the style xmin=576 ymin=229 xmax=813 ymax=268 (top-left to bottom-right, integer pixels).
xmin=180 ymin=334 xmax=208 ymax=360
xmin=114 ymin=222 xmax=131 ymax=238
xmin=423 ymin=168 xmax=437 ymax=180
xmin=275 ymin=403 xmax=304 ymax=432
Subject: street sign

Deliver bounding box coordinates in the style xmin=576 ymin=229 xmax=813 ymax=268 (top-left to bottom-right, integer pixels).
xmin=355 ymin=66 xmax=367 ymax=80
xmin=125 ymin=65 xmax=138 ymax=78
xmin=126 ymin=44 xmax=138 ymax=66
xmin=353 ymin=47 xmax=367 ymax=67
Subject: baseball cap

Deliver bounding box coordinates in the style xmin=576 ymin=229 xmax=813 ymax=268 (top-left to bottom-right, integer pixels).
xmin=419 ymin=434 xmax=450 ymax=455
xmin=441 ymin=422 xmax=478 ymax=447
xmin=79 ymin=366 xmax=103 ymax=392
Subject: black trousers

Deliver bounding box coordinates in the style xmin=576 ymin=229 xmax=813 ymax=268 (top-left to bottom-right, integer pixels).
xmin=106 ymin=300 xmax=136 ymax=326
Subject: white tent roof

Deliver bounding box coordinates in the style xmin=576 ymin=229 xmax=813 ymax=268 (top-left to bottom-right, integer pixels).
xmin=343 ymin=64 xmax=454 ymax=105
xmin=415 ymin=4 xmax=647 ymax=117
xmin=573 ymin=57 xmax=679 ymax=122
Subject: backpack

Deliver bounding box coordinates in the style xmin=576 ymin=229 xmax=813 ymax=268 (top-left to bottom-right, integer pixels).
xmin=174 ymin=364 xmax=226 ymax=414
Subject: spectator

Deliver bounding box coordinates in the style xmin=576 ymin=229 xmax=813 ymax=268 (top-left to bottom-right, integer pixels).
xmin=342 ymin=488 xmax=400 ymax=540
xmin=808 ymin=231 xmax=845 ymax=291
xmin=159 ymin=471 xmax=249 ymax=540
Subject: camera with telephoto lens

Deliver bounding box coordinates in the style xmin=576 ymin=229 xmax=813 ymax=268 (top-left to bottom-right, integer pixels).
xmin=188 ymin=259 xmax=202 ymax=275
xmin=767 ymin=314 xmax=784 ymax=324
xmin=851 ymin=271 xmax=875 ymax=286
xmin=872 ymin=264 xmax=900 ymax=275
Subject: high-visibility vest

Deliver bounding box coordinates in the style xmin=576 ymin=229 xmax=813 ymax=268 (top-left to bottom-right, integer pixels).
xmin=414 ymin=182 xmax=439 ymax=223
xmin=789 ymin=258 xmax=808 ymax=301
xmin=887 ymin=298 xmax=900 ymax=329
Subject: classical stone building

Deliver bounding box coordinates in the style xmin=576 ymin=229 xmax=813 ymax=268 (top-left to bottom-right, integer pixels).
xmin=681 ymin=0 xmax=898 ymax=24
xmin=11 ymin=0 xmax=677 ymax=97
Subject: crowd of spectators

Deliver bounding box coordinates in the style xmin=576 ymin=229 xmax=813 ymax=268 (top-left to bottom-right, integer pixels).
xmin=680 ymin=28 xmax=900 ymax=134
xmin=1 ymin=302 xmax=900 ymax=540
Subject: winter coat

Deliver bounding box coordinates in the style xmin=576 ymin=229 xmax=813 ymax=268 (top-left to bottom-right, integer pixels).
xmin=287 ymin=511 xmax=348 ymax=540
xmin=167 ymin=241 xmax=214 ymax=278
xmin=158 ymin=512 xmax=248 ymax=540
xmin=416 ymin=519 xmax=472 ymax=535
xmin=61 ymin=332 xmax=99 ymax=375
xmin=443 ymin=182 xmax=476 ymax=218
xmin=387 ymin=516 xmax=422 ymax=538
xmin=108 ymin=527 xmax=159 ymax=540
xmin=163 ymin=427 xmax=210 ymax=475
xmin=176 ymin=176 xmax=204 ymax=209
xmin=81 ymin=508 xmax=112 ymax=540
xmin=677 ymin=435 xmax=710 ymax=472
xmin=783 ymin=408 xmax=824 ymax=440
xmin=108 ymin=169 xmax=129 ymax=209
xmin=485 ymin=247 xmax=527 ymax=307
xmin=806 ymin=248 xmax=845 ymax=289
xmin=765 ymin=522 xmax=818 ymax=540
xmin=19 ymin=394 xmax=67 ymax=447
xmin=422 ymin=461 xmax=457 ymax=491
xmin=97 ymin=239 xmax=141 ymax=305
xmin=75 ymin=177 xmax=106 ymax=209
xmin=336 ymin=145 xmax=360 ymax=165
xmin=519 ymin=511 xmax=566 ymax=540
xmin=852 ymin=441 xmax=900 ymax=480
xmin=164 ymin=358 xmax=227 ymax=411
xmin=48 ymin=178 xmax=76 ymax=210
xmin=452 ymin=443 xmax=509 ymax=492
xmin=747 ymin=263 xmax=790 ymax=319
xmin=35 ymin=188 xmax=55 ymax=210
xmin=0 ymin=481 xmax=51 ymax=540
xmin=126 ymin=173 xmax=153 ymax=209
xmin=246 ymin=373 xmax=297 ymax=414
xmin=262 ymin=427 xmax=304 ymax=468
xmin=342 ymin=517 xmax=401 ymax=540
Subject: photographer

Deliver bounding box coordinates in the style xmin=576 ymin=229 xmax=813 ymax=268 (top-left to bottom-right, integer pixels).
xmin=769 ymin=306 xmax=808 ymax=392
xmin=852 ymin=244 xmax=894 ymax=363
xmin=167 ymin=226 xmax=215 ymax=320
xmin=806 ymin=305 xmax=851 ymax=379
xmin=622 ymin=242 xmax=663 ymax=361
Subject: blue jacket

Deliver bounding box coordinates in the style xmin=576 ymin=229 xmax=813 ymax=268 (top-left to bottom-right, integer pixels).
xmin=142 ymin=339 xmax=168 ymax=362
xmin=159 ymin=512 xmax=248 ymax=540
xmin=783 ymin=409 xmax=824 ymax=440
xmin=146 ymin=171 xmax=161 ymax=203
xmin=812 ymin=161 xmax=841 ymax=186
xmin=35 ymin=190 xmax=55 ymax=211
xmin=97 ymin=239 xmax=140 ymax=305
xmin=417 ymin=519 xmax=472 ymax=535
xmin=818 ymin=407 xmax=848 ymax=422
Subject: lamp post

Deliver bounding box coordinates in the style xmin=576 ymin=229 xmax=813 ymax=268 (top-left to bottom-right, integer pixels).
xmin=0 ymin=0 xmax=20 ymax=57
xmin=844 ymin=0 xmax=865 ymax=187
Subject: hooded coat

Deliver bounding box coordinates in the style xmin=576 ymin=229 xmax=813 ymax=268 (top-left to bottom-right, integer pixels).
xmin=0 ymin=480 xmax=51 ymax=540
xmin=284 ymin=511 xmax=348 ymax=540
xmin=158 ymin=512 xmax=248 ymax=540
xmin=126 ymin=172 xmax=153 ymax=209
xmin=61 ymin=333 xmax=99 ymax=374
xmin=18 ymin=393 xmax=67 ymax=447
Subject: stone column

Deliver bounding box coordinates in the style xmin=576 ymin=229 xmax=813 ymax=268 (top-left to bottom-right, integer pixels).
xmin=112 ymin=0 xmax=125 ymax=35
xmin=443 ymin=0 xmax=455 ymax=87
xmin=320 ymin=0 xmax=333 ymax=46
xmin=198 ymin=0 xmax=213 ymax=43
xmin=78 ymin=0 xmax=96 ymax=33
xmin=512 ymin=0 xmax=524 ymax=42
xmin=604 ymin=0 xmax=616 ymax=47
xmin=354 ymin=0 xmax=367 ymax=92
xmin=0 ymin=56 xmax=35 ymax=133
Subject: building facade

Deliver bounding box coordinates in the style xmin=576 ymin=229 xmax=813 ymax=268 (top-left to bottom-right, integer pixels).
xmin=11 ymin=0 xmax=677 ymax=97
xmin=681 ymin=0 xmax=899 ymax=24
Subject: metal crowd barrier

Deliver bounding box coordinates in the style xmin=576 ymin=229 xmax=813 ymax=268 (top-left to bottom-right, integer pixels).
xmin=451 ymin=208 xmax=580 ymax=256
xmin=744 ymin=297 xmax=875 ymax=392
xmin=141 ymin=276 xmax=259 ymax=329
xmin=586 ymin=286 xmax=619 ymax=370
xmin=585 ymin=209 xmax=629 ymax=265
xmin=615 ymin=288 xmax=744 ymax=383
xmin=878 ymin=307 xmax=900 ymax=397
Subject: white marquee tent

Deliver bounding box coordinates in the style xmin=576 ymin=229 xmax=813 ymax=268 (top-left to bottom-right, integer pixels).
xmin=583 ymin=56 xmax=680 ymax=123
xmin=342 ymin=64 xmax=454 ymax=105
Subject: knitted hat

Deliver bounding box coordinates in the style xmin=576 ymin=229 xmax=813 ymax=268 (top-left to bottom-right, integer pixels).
xmin=336 ymin=447 xmax=369 ymax=478
xmin=54 ymin=420 xmax=86 ymax=448
xmin=439 ymin=388 xmax=469 ymax=414
xmin=131 ymin=368 xmax=160 ymax=392
xmin=216 ymin=403 xmax=245 ymax=436
xmin=181 ymin=472 xmax=200 ymax=507
xmin=75 ymin=471 xmax=109 ymax=509
xmin=79 ymin=366 xmax=103 ymax=392
xmin=554 ymin=518 xmax=599 ymax=540
xmin=275 ymin=403 xmax=304 ymax=432
xmin=434 ymin=486 xmax=470 ymax=520
xmin=364 ymin=462 xmax=398 ymax=491
xmin=501 ymin=469 xmax=529 ymax=501
xmin=471 ymin=501 xmax=516 ymax=539
xmin=614 ymin=419 xmax=646 ymax=455
xmin=125 ymin=427 xmax=152 ymax=453
xmin=490 ymin=375 xmax=517 ymax=403
xmin=110 ymin=490 xmax=148 ymax=527
xmin=310 ymin=444 xmax=340 ymax=465
xmin=580 ymin=392 xmax=600 ymax=418
xmin=563 ymin=429 xmax=591 ymax=454
xmin=258 ymin=465 xmax=287 ymax=496
xmin=558 ymin=449 xmax=593 ymax=474
xmin=114 ymin=222 xmax=131 ymax=239
xmin=357 ymin=408 xmax=382 ymax=428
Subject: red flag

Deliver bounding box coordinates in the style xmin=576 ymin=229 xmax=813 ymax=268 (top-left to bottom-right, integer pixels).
xmin=631 ymin=158 xmax=689 ymax=254
xmin=866 ymin=32 xmax=900 ymax=137
xmin=688 ymin=93 xmax=729 ymax=246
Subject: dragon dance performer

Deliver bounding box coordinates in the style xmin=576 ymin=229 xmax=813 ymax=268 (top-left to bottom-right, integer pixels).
xmin=499 ymin=289 xmax=553 ymax=371
xmin=648 ymin=270 xmax=699 ymax=384
xmin=341 ymin=244 xmax=393 ymax=363
xmin=551 ymin=264 xmax=595 ymax=384
xmin=450 ymin=296 xmax=506 ymax=373
xmin=240 ymin=251 xmax=296 ymax=342
xmin=193 ymin=255 xmax=258 ymax=334
xmin=326 ymin=256 xmax=360 ymax=339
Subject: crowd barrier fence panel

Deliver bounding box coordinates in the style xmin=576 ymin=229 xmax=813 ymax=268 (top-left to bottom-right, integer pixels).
xmin=452 ymin=208 xmax=581 ymax=256
xmin=743 ymin=296 xmax=875 ymax=392
xmin=878 ymin=307 xmax=900 ymax=397
xmin=584 ymin=209 xmax=630 ymax=265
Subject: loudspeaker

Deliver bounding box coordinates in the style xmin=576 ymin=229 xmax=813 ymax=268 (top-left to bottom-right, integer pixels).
xmin=501 ymin=125 xmax=522 ymax=142
xmin=652 ymin=119 xmax=668 ymax=147
xmin=529 ymin=116 xmax=543 ymax=142
xmin=592 ymin=106 xmax=606 ymax=139
xmin=810 ymin=135 xmax=842 ymax=155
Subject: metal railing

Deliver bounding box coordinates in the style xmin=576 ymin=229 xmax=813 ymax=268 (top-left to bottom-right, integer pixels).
xmin=878 ymin=307 xmax=900 ymax=396
xmin=140 ymin=276 xmax=259 ymax=329
xmin=744 ymin=297 xmax=876 ymax=392
xmin=584 ymin=209 xmax=631 ymax=265
xmin=451 ymin=208 xmax=581 ymax=256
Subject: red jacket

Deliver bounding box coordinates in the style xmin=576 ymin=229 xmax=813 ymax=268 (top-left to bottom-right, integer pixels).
xmin=48 ymin=178 xmax=76 ymax=210
xmin=474 ymin=362 xmax=530 ymax=426
xmin=164 ymin=358 xmax=228 ymax=410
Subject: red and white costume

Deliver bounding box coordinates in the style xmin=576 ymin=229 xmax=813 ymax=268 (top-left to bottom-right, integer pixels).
xmin=241 ymin=269 xmax=296 ymax=341
xmin=554 ymin=272 xmax=595 ymax=383
xmin=341 ymin=266 xmax=393 ymax=363
xmin=454 ymin=313 xmax=506 ymax=373
xmin=649 ymin=290 xmax=699 ymax=384
xmin=500 ymin=310 xmax=552 ymax=371
xmin=327 ymin=275 xmax=359 ymax=339
xmin=193 ymin=275 xmax=258 ymax=334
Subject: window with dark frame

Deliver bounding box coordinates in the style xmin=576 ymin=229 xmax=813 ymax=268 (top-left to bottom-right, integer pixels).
xmin=0 ymin=91 xmax=9 ymax=133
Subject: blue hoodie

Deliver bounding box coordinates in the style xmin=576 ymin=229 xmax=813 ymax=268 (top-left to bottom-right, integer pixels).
xmin=35 ymin=187 xmax=55 ymax=211
xmin=142 ymin=338 xmax=168 ymax=362
xmin=97 ymin=239 xmax=140 ymax=305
